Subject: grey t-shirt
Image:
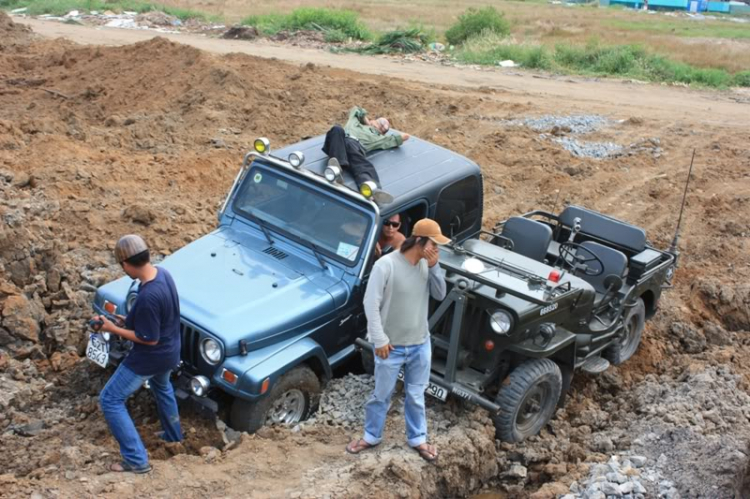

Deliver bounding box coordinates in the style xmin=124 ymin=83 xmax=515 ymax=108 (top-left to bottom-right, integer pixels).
xmin=363 ymin=251 xmax=447 ymax=348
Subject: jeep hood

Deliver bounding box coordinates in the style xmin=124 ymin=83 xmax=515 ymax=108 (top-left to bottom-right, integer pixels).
xmin=159 ymin=229 xmax=341 ymax=353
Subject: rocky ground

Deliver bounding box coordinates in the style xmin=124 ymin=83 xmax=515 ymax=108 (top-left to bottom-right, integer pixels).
xmin=1 ymin=10 xmax=750 ymax=498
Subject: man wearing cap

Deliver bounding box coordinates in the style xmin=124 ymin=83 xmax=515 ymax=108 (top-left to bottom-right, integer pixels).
xmin=346 ymin=219 xmax=448 ymax=462
xmin=322 ymin=106 xmax=410 ymax=203
xmin=92 ymin=235 xmax=182 ymax=474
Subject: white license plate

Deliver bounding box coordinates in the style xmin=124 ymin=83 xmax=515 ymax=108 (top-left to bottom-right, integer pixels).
xmin=86 ymin=334 xmax=109 ymax=368
xmin=397 ymin=368 xmax=448 ymax=402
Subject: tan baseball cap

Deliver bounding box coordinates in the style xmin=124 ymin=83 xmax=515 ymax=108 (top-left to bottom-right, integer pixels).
xmin=412 ymin=219 xmax=450 ymax=245
xmin=114 ymin=234 xmax=149 ymax=263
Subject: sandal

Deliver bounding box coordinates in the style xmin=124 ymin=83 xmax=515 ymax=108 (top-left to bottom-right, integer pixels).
xmin=345 ymin=438 xmax=379 ymax=455
xmin=110 ymin=461 xmax=152 ymax=474
xmin=413 ymin=443 xmax=438 ymax=463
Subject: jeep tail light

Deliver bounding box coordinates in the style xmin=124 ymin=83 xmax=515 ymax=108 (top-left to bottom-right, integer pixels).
xmin=548 ymin=270 xmax=561 ymax=283
xmin=484 ymin=340 xmax=495 ymax=351
xmin=222 ymin=369 xmax=238 ymax=385
xmin=260 ymin=377 xmax=270 ymax=395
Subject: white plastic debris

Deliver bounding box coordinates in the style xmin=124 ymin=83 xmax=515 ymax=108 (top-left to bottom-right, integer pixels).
xmin=498 ymin=60 xmax=518 ymax=68
xmin=64 ymin=10 xmax=80 ymax=18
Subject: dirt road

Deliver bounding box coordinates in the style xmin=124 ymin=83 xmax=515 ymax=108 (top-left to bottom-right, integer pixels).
xmin=17 ymin=17 xmax=750 ymax=127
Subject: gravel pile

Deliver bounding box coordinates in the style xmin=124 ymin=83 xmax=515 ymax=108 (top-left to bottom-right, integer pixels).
xmin=552 ymin=137 xmax=624 ymax=159
xmin=505 ymin=115 xmax=611 ymax=134
xmin=564 ymin=455 xmax=650 ymax=499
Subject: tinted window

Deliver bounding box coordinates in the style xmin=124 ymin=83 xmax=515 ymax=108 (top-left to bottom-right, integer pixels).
xmin=435 ymin=176 xmax=481 ymax=240
xmin=233 ymin=167 xmax=372 ymax=265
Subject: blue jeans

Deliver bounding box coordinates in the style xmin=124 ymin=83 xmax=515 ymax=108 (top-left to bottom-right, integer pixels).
xmin=99 ymin=364 xmax=182 ymax=467
xmin=363 ymin=339 xmax=431 ymax=448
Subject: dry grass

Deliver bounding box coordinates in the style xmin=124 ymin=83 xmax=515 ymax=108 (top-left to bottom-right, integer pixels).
xmin=134 ymin=0 xmax=750 ymax=71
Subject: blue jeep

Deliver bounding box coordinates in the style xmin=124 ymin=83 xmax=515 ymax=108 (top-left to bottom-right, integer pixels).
xmin=90 ymin=134 xmax=483 ymax=432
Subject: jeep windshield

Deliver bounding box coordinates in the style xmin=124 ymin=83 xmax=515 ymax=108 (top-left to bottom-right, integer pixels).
xmin=232 ymin=165 xmax=372 ymax=266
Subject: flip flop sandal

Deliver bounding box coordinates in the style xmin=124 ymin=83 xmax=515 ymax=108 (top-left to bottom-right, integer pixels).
xmin=345 ymin=438 xmax=379 ymax=455
xmin=413 ymin=444 xmax=438 ymax=463
xmin=110 ymin=461 xmax=152 ymax=474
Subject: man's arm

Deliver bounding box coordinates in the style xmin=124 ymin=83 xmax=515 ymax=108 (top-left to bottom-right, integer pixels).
xmin=97 ymin=318 xmax=158 ymax=345
xmin=428 ymin=264 xmax=447 ymax=301
xmin=363 ymin=261 xmax=390 ymax=348
xmin=349 ymin=106 xmax=368 ymax=124
xmin=366 ymin=133 xmax=405 ymax=152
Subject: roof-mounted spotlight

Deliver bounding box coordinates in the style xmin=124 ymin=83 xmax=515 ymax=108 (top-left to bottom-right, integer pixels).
xmin=324 ymin=164 xmax=343 ymax=183
xmin=288 ymin=151 xmax=305 ymax=169
xmin=253 ymin=137 xmax=270 ymax=156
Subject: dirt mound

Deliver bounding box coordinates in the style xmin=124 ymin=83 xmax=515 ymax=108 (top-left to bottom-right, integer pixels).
xmin=0 ymin=12 xmax=33 ymax=50
xmin=1 ymin=25 xmax=750 ymax=498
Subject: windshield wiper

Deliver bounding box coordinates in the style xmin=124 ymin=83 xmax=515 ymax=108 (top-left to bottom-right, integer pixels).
xmin=298 ymin=239 xmax=328 ymax=271
xmin=245 ymin=209 xmax=274 ymax=245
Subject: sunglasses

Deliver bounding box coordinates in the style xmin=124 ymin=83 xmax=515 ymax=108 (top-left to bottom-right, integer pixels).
xmin=383 ymin=221 xmax=401 ymax=228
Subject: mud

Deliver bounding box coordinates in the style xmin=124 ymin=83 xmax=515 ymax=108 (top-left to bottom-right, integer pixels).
xmin=1 ymin=10 xmax=750 ymax=498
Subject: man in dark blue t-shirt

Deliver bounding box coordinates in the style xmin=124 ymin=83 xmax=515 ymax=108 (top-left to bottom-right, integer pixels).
xmin=93 ymin=234 xmax=182 ymax=474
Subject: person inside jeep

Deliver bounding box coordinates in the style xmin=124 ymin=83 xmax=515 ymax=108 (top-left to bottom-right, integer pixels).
xmin=322 ymin=106 xmax=410 ymax=204
xmin=375 ymin=213 xmax=406 ymax=258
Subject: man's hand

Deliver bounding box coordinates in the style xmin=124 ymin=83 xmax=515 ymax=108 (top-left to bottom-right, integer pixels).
xmin=374 ymin=242 xmax=382 ymax=258
xmin=424 ymin=245 xmax=439 ymax=268
xmin=93 ymin=315 xmax=116 ymax=333
xmin=401 ymin=133 xmax=410 ymax=142
xmin=375 ymin=343 xmax=394 ymax=359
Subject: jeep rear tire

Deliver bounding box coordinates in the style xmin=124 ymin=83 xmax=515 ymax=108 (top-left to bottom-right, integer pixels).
xmin=229 ymin=365 xmax=321 ymax=434
xmin=493 ymin=358 xmax=562 ymax=442
xmin=603 ymin=298 xmax=645 ymax=365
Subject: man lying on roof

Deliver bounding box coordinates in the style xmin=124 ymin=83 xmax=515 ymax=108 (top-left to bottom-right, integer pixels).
xmin=322 ymin=106 xmax=410 ymax=205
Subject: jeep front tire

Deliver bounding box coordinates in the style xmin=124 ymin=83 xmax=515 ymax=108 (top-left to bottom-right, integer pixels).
xmin=492 ymin=358 xmax=562 ymax=442
xmin=229 ymin=365 xmax=321 ymax=433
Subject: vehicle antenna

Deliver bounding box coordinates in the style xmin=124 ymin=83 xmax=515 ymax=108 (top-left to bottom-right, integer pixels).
xmin=668 ymin=149 xmax=696 ymax=261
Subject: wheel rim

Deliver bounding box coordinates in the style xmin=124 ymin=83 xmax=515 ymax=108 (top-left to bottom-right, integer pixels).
xmin=266 ymin=389 xmax=306 ymax=425
xmin=515 ymin=381 xmax=552 ymax=434
xmin=620 ymin=312 xmax=641 ymax=357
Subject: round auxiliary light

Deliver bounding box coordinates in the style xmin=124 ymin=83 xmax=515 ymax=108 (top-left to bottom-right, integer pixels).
xmin=489 ymin=310 xmax=513 ymax=335
xmin=462 ymin=257 xmax=486 ymax=274
xmin=190 ymin=376 xmax=210 ymax=397
xmin=253 ymin=137 xmax=270 ymax=155
xmin=288 ymin=151 xmax=305 ymax=168
xmin=360 ymin=181 xmax=376 ymax=199
xmin=324 ymin=165 xmax=342 ymax=183
xmin=201 ymin=338 xmax=222 ymax=365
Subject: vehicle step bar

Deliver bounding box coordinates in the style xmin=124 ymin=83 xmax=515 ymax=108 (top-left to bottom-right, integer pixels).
xmin=355 ymin=338 xmax=501 ymax=415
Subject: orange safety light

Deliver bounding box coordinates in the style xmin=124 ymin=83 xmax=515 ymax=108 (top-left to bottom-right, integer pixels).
xmin=548 ymin=270 xmax=561 ymax=283
xmin=222 ymin=369 xmax=238 ymax=385
xmin=484 ymin=340 xmax=495 ymax=351
xmin=104 ymin=301 xmax=117 ymax=315
xmin=260 ymin=377 xmax=270 ymax=394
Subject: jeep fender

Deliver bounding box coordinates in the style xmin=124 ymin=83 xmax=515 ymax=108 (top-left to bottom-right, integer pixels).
xmin=217 ymin=334 xmax=331 ymax=403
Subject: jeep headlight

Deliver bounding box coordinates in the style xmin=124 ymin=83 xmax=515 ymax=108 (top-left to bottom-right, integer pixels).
xmin=489 ymin=310 xmax=513 ymax=335
xmin=201 ymin=338 xmax=222 ymax=365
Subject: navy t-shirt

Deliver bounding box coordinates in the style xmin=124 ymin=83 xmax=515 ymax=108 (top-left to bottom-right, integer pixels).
xmin=123 ymin=267 xmax=181 ymax=376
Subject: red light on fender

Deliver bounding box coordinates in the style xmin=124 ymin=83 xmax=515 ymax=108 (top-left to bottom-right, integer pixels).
xmin=484 ymin=340 xmax=495 ymax=351
xmin=548 ymin=270 xmax=561 ymax=283
xmin=260 ymin=377 xmax=270 ymax=394
xmin=222 ymin=369 xmax=238 ymax=385
xmin=104 ymin=301 xmax=117 ymax=314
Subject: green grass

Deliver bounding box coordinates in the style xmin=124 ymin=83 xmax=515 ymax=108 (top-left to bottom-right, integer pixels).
xmin=241 ymin=7 xmax=371 ymax=40
xmin=444 ymin=6 xmax=510 ymax=46
xmin=606 ymin=19 xmax=750 ymax=40
xmin=456 ymin=32 xmax=750 ymax=88
xmin=347 ymin=27 xmax=433 ymax=54
xmin=0 ymin=0 xmax=213 ymax=21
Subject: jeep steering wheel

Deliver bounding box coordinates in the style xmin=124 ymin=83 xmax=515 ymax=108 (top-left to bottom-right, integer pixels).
xmin=557 ymin=242 xmax=604 ymax=277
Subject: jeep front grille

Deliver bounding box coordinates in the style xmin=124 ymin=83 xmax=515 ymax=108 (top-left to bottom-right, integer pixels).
xmin=180 ymin=322 xmax=201 ymax=369
xmin=263 ymin=246 xmax=288 ymax=260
